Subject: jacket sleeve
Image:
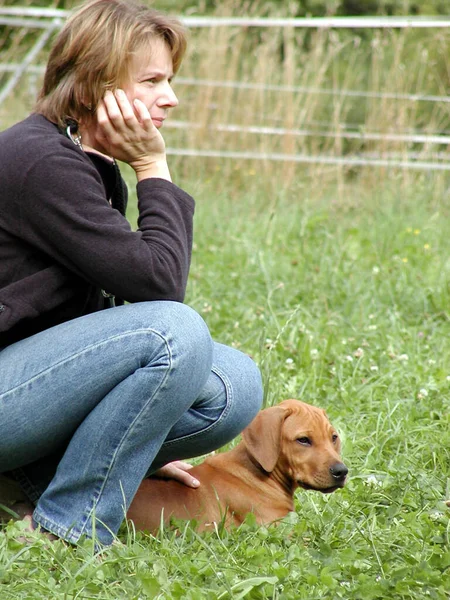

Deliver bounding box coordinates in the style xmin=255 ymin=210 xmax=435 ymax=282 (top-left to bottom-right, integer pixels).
xmin=14 ymin=147 xmax=195 ymax=303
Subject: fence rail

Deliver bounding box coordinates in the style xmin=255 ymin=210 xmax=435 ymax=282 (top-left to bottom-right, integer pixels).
xmin=167 ymin=120 xmax=450 ymax=146
xmin=165 ymin=147 xmax=450 ymax=170
xmin=1 ymin=8 xmax=450 ymax=28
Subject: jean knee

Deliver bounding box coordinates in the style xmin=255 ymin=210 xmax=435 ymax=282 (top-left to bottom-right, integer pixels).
xmin=166 ymin=303 xmax=213 ymax=363
xmin=149 ymin=344 xmax=263 ymax=465
xmin=136 ymin=302 xmax=214 ymax=389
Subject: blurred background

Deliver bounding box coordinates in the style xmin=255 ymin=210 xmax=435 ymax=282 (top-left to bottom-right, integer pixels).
xmin=1 ymin=0 xmax=449 ymax=192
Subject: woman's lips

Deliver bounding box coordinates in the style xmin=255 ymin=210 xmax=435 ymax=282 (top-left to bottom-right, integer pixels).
xmin=152 ymin=117 xmax=165 ymax=128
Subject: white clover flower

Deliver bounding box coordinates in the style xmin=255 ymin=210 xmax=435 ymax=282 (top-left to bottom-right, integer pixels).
xmin=310 ymin=349 xmax=319 ymax=359
xmin=429 ymin=511 xmax=443 ymax=522
xmin=354 ymin=348 xmax=364 ymax=358
xmin=285 ymin=358 xmax=294 ymax=365
xmin=398 ymin=354 xmax=409 ymax=361
xmin=365 ymin=474 xmax=382 ymax=487
xmin=370 ymin=365 xmax=379 ymax=372
xmin=345 ymin=355 xmax=353 ymax=362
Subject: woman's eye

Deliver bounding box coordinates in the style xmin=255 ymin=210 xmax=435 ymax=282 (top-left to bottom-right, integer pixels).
xmin=297 ymin=437 xmax=311 ymax=446
xmin=141 ymin=77 xmax=158 ymax=85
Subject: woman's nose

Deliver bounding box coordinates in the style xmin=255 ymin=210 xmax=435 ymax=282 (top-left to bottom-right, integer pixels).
xmin=158 ymin=82 xmax=178 ymax=108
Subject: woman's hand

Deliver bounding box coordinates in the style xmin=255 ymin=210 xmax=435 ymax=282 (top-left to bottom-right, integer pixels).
xmin=92 ymin=89 xmax=171 ymax=181
xmin=152 ymin=460 xmax=200 ymax=488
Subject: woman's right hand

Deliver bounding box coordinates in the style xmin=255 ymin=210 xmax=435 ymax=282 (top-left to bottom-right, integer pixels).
xmin=92 ymin=89 xmax=171 ymax=181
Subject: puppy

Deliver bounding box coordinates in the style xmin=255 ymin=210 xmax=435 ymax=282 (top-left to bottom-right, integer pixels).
xmin=127 ymin=399 xmax=348 ymax=532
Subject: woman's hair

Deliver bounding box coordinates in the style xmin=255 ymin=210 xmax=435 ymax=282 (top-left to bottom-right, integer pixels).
xmin=35 ymin=0 xmax=187 ymax=127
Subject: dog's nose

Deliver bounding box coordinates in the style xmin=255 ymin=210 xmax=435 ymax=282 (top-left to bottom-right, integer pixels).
xmin=330 ymin=463 xmax=348 ymax=480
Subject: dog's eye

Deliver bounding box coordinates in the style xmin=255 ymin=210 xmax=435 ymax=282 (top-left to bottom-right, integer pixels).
xmin=297 ymin=437 xmax=311 ymax=446
xmin=332 ymin=434 xmax=339 ymax=443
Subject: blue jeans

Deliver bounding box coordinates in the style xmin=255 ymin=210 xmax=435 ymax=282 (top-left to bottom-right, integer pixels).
xmin=0 ymin=301 xmax=263 ymax=546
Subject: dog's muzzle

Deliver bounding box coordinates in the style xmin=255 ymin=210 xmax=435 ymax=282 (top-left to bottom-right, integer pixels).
xmin=329 ymin=462 xmax=348 ymax=486
xmin=297 ymin=461 xmax=348 ymax=494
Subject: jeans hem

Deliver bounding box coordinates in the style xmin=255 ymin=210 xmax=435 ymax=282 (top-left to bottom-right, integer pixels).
xmin=33 ymin=509 xmax=113 ymax=547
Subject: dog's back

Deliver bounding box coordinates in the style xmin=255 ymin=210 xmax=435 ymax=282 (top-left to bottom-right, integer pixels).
xmin=127 ymin=446 xmax=268 ymax=531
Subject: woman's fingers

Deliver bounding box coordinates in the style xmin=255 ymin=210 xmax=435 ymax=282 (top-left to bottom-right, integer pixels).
xmin=96 ymin=96 xmax=116 ymax=136
xmin=101 ymin=90 xmax=137 ymax=131
xmin=92 ymin=89 xmax=167 ymax=171
xmin=98 ymin=90 xmax=156 ymax=139
xmin=132 ymin=98 xmax=152 ymax=127
xmin=153 ymin=460 xmax=200 ymax=488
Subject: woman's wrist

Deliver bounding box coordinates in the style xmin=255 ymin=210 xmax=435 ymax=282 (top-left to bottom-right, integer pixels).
xmin=133 ymin=158 xmax=172 ymax=182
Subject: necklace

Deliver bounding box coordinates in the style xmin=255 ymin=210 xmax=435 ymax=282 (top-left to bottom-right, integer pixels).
xmin=66 ymin=120 xmax=83 ymax=151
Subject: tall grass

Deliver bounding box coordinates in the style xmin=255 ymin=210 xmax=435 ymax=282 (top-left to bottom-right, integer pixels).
xmin=1 ymin=2 xmax=450 ymax=191
xmin=158 ymin=5 xmax=450 ymax=189
xmin=1 ymin=4 xmax=450 ymax=598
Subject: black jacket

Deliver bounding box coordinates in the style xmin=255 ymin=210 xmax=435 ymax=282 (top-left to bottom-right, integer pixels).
xmin=0 ymin=113 xmax=195 ymax=346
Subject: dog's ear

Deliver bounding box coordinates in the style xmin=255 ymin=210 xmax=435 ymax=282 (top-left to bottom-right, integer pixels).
xmin=242 ymin=406 xmax=290 ymax=473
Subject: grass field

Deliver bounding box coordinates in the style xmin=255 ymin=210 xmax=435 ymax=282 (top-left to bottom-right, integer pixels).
xmin=1 ymin=162 xmax=450 ymax=598
xmin=1 ymin=5 xmax=450 ymax=597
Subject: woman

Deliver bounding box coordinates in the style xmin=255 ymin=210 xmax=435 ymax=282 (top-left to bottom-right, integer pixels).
xmin=0 ymin=0 xmax=262 ymax=547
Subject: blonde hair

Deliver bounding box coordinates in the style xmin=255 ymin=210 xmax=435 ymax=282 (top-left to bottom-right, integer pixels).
xmin=35 ymin=0 xmax=187 ymax=127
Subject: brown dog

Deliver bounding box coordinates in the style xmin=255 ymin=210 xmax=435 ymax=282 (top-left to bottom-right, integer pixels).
xmin=127 ymin=399 xmax=348 ymax=533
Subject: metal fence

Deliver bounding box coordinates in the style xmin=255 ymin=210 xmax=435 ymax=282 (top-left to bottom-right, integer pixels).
xmin=1 ymin=7 xmax=450 ymax=171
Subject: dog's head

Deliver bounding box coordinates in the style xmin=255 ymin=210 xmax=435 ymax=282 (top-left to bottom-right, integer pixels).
xmin=242 ymin=399 xmax=348 ymax=493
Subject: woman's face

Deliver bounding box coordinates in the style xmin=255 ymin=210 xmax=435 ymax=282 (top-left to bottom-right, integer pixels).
xmin=123 ymin=39 xmax=179 ymax=129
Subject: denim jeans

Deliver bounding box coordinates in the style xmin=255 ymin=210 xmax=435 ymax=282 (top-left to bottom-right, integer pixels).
xmin=0 ymin=301 xmax=263 ymax=546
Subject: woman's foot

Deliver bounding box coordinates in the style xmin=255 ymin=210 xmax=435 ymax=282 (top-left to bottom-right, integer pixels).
xmin=11 ymin=501 xmax=34 ymax=519
xmin=20 ymin=515 xmax=59 ymax=542
xmin=0 ymin=500 xmax=34 ymax=522
xmin=0 ymin=474 xmax=33 ymax=521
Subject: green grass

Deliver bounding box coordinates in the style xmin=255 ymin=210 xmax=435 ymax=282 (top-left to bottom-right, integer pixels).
xmin=1 ymin=163 xmax=449 ymax=598
xmin=1 ymin=2 xmax=450 ymax=593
